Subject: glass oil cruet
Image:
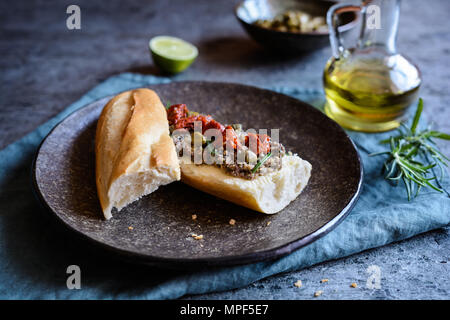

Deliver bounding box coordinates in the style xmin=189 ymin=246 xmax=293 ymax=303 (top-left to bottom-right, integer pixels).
xmin=323 ymin=0 xmax=421 ymax=132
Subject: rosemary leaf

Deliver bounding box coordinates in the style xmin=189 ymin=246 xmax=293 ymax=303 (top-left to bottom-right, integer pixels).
xmin=251 ymin=152 xmax=272 ymax=174
xmin=369 ymin=99 xmax=449 ymax=200
xmin=410 ymin=98 xmax=423 ymax=134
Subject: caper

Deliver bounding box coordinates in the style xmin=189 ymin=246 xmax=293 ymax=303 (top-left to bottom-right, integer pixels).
xmin=253 ymin=10 xmax=327 ymax=33
xmin=246 ymin=150 xmax=258 ymax=165
xmin=191 ymin=131 xmax=206 ymax=146
xmin=231 ymin=123 xmax=242 ymax=131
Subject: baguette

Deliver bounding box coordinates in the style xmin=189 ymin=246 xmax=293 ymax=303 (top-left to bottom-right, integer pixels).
xmin=180 ymin=155 xmax=312 ymax=213
xmin=95 ymin=89 xmax=312 ymax=218
xmin=95 ymin=88 xmax=180 ymax=219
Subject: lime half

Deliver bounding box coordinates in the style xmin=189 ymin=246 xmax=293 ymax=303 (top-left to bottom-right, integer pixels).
xmin=149 ymin=36 xmax=198 ymax=74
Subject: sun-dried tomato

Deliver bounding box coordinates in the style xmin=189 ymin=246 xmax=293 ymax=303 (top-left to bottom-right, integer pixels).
xmin=203 ymin=119 xmax=225 ymax=133
xmin=245 ymin=133 xmax=271 ymax=155
xmin=168 ymin=104 xmax=271 ymax=153
xmin=223 ymin=125 xmax=242 ymax=150
xmin=167 ymin=104 xmax=188 ymax=126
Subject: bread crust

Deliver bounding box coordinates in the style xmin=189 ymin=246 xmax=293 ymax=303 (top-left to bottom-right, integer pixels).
xmin=95 ymin=88 xmax=180 ymax=219
xmin=180 ymin=155 xmax=312 ymax=213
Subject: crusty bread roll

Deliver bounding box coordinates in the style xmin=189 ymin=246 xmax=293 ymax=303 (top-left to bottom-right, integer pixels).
xmin=180 ymin=155 xmax=312 ymax=213
xmin=95 ymin=88 xmax=180 ymax=219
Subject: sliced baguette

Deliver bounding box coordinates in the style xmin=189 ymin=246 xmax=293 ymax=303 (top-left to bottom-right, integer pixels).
xmin=180 ymin=155 xmax=312 ymax=213
xmin=95 ymin=88 xmax=180 ymax=219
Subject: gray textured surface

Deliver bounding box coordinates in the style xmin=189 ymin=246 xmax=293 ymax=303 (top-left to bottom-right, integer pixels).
xmin=0 ymin=0 xmax=449 ymax=299
xmin=185 ymin=228 xmax=450 ymax=300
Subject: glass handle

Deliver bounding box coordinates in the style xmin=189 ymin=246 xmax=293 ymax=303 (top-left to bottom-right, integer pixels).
xmin=327 ymin=4 xmax=361 ymax=59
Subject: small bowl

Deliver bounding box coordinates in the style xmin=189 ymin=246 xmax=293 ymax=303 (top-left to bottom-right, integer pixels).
xmin=235 ymin=0 xmax=358 ymax=53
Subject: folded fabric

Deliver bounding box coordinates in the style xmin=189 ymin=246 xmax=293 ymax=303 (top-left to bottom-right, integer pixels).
xmin=0 ymin=73 xmax=448 ymax=299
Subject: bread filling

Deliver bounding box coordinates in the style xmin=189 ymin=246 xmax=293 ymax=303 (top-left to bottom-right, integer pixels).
xmin=166 ymin=104 xmax=290 ymax=180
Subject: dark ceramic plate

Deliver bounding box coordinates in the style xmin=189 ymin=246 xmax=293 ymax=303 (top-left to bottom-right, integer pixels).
xmin=33 ymin=81 xmax=362 ymax=268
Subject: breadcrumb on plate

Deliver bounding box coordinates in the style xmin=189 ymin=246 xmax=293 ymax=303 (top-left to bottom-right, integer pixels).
xmin=191 ymin=233 xmax=204 ymax=240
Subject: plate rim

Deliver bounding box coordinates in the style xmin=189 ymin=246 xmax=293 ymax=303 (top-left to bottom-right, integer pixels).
xmin=31 ymin=81 xmax=364 ymax=268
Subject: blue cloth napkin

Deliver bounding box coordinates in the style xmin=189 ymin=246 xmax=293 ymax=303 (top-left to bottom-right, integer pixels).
xmin=0 ymin=73 xmax=448 ymax=299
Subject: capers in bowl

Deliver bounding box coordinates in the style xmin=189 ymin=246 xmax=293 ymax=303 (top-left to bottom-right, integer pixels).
xmin=254 ymin=10 xmax=328 ymax=33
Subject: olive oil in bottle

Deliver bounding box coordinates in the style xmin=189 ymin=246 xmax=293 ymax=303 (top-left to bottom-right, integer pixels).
xmin=325 ymin=0 xmax=421 ymax=132
xmin=323 ymin=51 xmax=421 ymax=132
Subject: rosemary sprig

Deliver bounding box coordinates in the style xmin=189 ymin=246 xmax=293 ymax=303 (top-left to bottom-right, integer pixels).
xmin=252 ymin=152 xmax=272 ymax=174
xmin=369 ymin=98 xmax=450 ymax=200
